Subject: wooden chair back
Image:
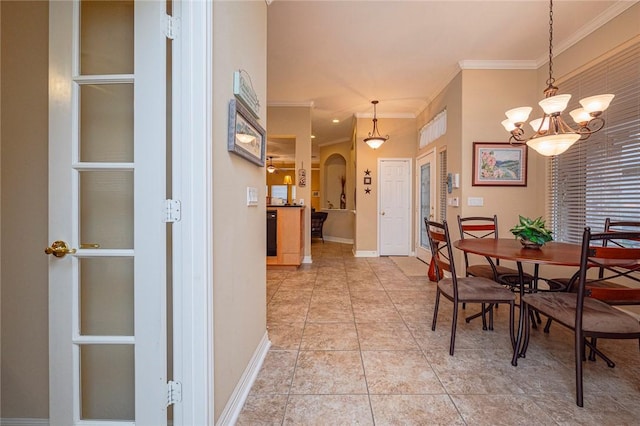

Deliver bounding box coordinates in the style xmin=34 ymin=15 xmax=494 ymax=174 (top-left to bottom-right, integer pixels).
xmin=425 ymin=219 xmax=456 ymax=279
xmin=576 ymin=229 xmax=640 ymax=312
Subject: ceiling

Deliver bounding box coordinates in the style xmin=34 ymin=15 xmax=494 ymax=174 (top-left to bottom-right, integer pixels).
xmin=264 ymin=0 xmax=633 ymax=163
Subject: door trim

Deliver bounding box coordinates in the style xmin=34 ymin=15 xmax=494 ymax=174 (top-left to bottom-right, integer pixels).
xmin=170 ymin=1 xmax=214 ymax=424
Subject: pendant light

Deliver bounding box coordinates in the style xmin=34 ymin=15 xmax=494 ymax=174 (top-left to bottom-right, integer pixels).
xmin=266 ymin=156 xmax=276 ymax=173
xmin=364 ymin=100 xmax=389 ymax=149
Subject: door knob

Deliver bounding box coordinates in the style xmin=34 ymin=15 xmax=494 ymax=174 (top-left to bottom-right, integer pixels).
xmin=45 ymin=240 xmax=77 ymax=258
xmin=381 ymin=211 xmax=385 ymax=216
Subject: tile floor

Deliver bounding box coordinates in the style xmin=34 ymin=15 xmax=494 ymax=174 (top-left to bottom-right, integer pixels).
xmin=237 ymin=241 xmax=640 ymax=425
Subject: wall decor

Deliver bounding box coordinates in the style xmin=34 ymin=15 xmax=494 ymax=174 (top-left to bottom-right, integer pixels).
xmin=312 ymin=191 xmax=319 ymax=198
xmin=233 ymin=69 xmax=260 ymax=118
xmin=298 ymin=163 xmax=306 ymax=187
xmin=363 ymin=177 xmax=372 ymax=185
xmin=472 ymin=142 xmax=527 ymax=186
xmin=228 ymin=99 xmax=266 ymax=166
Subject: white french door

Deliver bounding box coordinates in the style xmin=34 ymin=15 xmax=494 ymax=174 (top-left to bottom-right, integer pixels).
xmin=48 ymin=1 xmax=168 ymax=424
xmin=416 ymin=151 xmax=436 ymax=262
xmin=378 ymin=159 xmax=412 ymax=256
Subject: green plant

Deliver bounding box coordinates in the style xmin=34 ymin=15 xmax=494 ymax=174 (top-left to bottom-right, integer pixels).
xmin=510 ymin=215 xmax=553 ymax=245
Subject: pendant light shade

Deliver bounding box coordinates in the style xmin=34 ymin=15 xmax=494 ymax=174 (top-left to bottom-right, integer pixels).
xmin=266 ymin=156 xmax=276 ymax=173
xmin=363 ymin=100 xmax=389 ymax=149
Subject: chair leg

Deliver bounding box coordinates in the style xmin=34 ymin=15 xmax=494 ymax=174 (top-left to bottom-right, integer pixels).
xmin=431 ymin=289 xmax=441 ymax=331
xmin=575 ymin=333 xmax=584 ymax=407
xmin=450 ymin=301 xmax=459 ymax=356
xmin=508 ymin=301 xmax=515 ymax=351
xmin=481 ymin=303 xmax=488 ymax=330
xmin=488 ymin=304 xmax=495 ymax=330
xmin=544 ymin=317 xmax=553 ymax=333
xmin=529 ymin=310 xmax=538 ymax=330
xmin=584 ymin=338 xmax=615 ymax=368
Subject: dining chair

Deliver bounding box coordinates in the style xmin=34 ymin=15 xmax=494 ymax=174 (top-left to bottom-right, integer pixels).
xmin=310 ymin=211 xmax=328 ymax=242
xmin=544 ymin=219 xmax=640 ymax=333
xmin=513 ymin=227 xmax=640 ymax=407
xmin=426 ymin=219 xmax=516 ymax=356
xmin=457 ymin=215 xmax=534 ymax=330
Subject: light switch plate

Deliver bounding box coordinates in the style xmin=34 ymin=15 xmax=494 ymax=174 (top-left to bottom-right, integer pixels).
xmin=468 ymin=197 xmax=484 ymax=207
xmin=247 ymin=187 xmax=258 ymax=206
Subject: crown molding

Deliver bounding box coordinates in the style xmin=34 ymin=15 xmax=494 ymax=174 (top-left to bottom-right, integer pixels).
xmin=267 ymin=100 xmax=315 ymax=108
xmin=459 ymin=60 xmax=538 ymax=70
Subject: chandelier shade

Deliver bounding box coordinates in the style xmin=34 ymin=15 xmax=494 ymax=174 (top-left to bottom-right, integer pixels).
xmin=501 ymin=0 xmax=614 ymax=156
xmin=266 ymin=156 xmax=276 ymax=173
xmin=526 ymin=133 xmax=580 ymax=156
xmin=363 ymin=100 xmax=389 ymax=149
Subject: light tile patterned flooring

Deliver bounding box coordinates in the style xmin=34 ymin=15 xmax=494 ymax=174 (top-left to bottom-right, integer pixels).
xmin=237 ymin=241 xmax=640 ymax=425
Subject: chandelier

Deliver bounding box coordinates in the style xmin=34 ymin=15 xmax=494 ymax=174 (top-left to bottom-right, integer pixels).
xmin=364 ymin=100 xmax=389 ymax=149
xmin=501 ymin=0 xmax=614 ymax=156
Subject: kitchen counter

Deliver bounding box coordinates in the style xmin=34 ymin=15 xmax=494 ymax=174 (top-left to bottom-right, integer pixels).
xmin=267 ymin=206 xmax=305 ymax=269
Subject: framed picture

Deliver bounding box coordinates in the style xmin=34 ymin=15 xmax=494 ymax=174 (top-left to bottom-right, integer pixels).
xmin=472 ymin=142 xmax=527 ymax=186
xmin=312 ymin=191 xmax=320 ymax=197
xmin=363 ymin=176 xmax=372 ymax=185
xmin=228 ymin=98 xmax=266 ymax=166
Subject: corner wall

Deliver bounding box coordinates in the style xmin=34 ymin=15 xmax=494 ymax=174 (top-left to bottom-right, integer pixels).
xmin=211 ymin=1 xmax=268 ymax=420
xmin=267 ymin=106 xmax=312 ymax=259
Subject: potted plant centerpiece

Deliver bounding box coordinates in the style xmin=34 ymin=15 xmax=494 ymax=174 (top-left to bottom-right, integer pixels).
xmin=510 ymin=215 xmax=553 ymax=249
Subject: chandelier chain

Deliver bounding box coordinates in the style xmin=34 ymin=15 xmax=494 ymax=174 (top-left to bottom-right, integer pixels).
xmin=547 ymin=0 xmax=555 ymax=88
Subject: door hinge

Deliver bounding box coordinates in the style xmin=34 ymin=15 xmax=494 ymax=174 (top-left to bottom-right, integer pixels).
xmin=167 ymin=380 xmax=182 ymax=406
xmin=163 ymin=14 xmax=179 ymax=40
xmin=164 ymin=199 xmax=181 ymax=223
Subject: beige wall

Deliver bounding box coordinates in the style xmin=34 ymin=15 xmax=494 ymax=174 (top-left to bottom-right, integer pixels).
xmin=355 ymin=115 xmax=417 ymax=254
xmin=212 ymin=1 xmax=268 ymax=420
xmin=1 ymin=0 xmax=50 ymax=419
xmin=267 ymin=106 xmax=312 ymax=259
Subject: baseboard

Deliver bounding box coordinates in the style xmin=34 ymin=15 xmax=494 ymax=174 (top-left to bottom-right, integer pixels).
xmin=302 ymin=255 xmax=312 ymax=264
xmin=215 ymin=331 xmax=271 ymax=426
xmin=353 ymin=250 xmax=378 ymax=257
xmin=0 ymin=419 xmax=49 ymax=426
xmin=323 ymin=236 xmax=354 ymax=244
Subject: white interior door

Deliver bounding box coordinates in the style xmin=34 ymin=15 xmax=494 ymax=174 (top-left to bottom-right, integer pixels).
xmin=379 ymin=159 xmax=411 ymax=256
xmin=416 ymin=151 xmax=436 ymax=262
xmin=48 ymin=1 xmax=168 ymax=424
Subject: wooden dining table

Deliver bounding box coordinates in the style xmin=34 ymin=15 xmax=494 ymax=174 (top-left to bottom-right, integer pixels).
xmin=453 ymin=238 xmax=584 ymax=279
xmin=453 ymin=238 xmax=584 ymax=358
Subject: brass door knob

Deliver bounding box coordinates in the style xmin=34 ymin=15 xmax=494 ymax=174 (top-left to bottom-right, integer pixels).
xmin=45 ymin=240 xmax=77 ymax=258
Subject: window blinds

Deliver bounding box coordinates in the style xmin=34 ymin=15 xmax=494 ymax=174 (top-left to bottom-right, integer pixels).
xmin=548 ymin=41 xmax=640 ymax=243
xmin=439 ymin=149 xmax=448 ymax=221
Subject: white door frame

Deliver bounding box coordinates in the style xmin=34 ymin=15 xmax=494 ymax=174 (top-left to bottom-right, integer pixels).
xmin=170 ymin=1 xmax=214 ymax=424
xmin=377 ymin=158 xmax=412 ymax=256
xmin=415 ymin=149 xmax=436 ymax=262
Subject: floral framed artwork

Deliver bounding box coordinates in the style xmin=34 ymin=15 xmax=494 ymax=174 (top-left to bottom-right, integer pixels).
xmin=228 ymin=98 xmax=266 ymax=166
xmin=472 ymin=142 xmax=527 ymax=186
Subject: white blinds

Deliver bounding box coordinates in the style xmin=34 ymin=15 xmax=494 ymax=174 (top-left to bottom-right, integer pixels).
xmin=548 ymin=41 xmax=640 ymax=243
xmin=419 ymin=109 xmax=447 ymax=148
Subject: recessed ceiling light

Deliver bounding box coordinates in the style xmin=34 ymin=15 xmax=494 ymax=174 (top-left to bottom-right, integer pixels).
xmin=332 ymin=119 xmax=340 ymax=123
xmin=311 ymin=135 xmax=316 ymax=139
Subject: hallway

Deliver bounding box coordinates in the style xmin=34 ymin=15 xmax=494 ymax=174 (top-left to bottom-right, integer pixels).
xmin=237 ymin=242 xmax=640 ymax=425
